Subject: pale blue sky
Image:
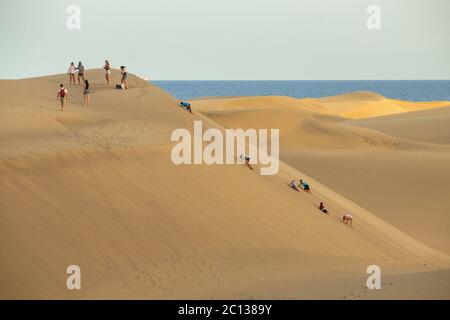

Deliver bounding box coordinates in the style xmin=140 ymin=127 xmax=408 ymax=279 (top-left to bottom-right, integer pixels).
xmin=0 ymin=0 xmax=449 ymax=80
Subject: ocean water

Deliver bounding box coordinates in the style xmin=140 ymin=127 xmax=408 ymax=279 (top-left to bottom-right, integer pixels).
xmin=153 ymin=80 xmax=450 ymax=102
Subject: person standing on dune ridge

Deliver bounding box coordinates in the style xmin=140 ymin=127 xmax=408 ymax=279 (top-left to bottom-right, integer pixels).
xmin=68 ymin=62 xmax=76 ymax=85
xmin=76 ymin=61 xmax=85 ymax=85
xmin=120 ymin=66 xmax=128 ymax=89
xmin=56 ymin=84 xmax=68 ymax=111
xmin=103 ymin=60 xmax=111 ymax=85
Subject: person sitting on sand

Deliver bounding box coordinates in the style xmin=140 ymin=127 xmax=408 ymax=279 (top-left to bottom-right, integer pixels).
xmin=240 ymin=155 xmax=253 ymax=170
xmin=68 ymin=62 xmax=76 ymax=85
xmin=179 ymin=101 xmax=192 ymax=113
xmin=103 ymin=60 xmax=111 ymax=85
xmin=56 ymin=84 xmax=68 ymax=111
xmin=76 ymin=61 xmax=85 ymax=85
xmin=120 ymin=66 xmax=128 ymax=89
xmin=299 ymin=179 xmax=311 ymax=193
xmin=343 ymin=214 xmax=353 ymax=227
xmin=83 ymin=80 xmax=90 ymax=106
xmin=318 ymin=202 xmax=328 ymax=214
xmin=290 ymin=180 xmax=300 ymax=191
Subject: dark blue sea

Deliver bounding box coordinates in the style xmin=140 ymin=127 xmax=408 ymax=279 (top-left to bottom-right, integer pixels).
xmin=153 ymin=80 xmax=450 ymax=102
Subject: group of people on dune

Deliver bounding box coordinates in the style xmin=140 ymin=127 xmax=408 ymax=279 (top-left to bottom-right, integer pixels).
xmin=290 ymin=179 xmax=353 ymax=226
xmin=57 ymin=60 xmax=128 ymax=111
xmin=58 ymin=63 xmax=355 ymax=227
xmin=239 ymin=161 xmax=354 ymax=226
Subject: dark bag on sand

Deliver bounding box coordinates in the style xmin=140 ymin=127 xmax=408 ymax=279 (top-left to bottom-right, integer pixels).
xmin=115 ymin=84 xmax=123 ymax=90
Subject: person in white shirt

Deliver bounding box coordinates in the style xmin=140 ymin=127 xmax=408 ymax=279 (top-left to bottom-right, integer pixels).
xmin=68 ymin=62 xmax=76 ymax=85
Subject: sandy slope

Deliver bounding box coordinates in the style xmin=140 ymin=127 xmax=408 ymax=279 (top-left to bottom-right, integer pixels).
xmin=1 ymin=71 xmax=449 ymax=299
xmin=346 ymin=106 xmax=450 ymax=144
xmin=193 ymin=94 xmax=450 ymax=255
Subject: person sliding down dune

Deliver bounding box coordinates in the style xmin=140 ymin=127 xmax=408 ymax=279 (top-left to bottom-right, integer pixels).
xmin=299 ymin=179 xmax=311 ymax=194
xmin=239 ymin=155 xmax=253 ymax=170
xmin=343 ymin=214 xmax=353 ymax=227
xmin=318 ymin=202 xmax=328 ymax=214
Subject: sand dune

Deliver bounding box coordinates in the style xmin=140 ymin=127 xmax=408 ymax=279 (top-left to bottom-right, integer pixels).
xmin=346 ymin=106 xmax=450 ymax=144
xmin=194 ymin=94 xmax=450 ymax=255
xmin=1 ymin=71 xmax=449 ymax=299
xmin=309 ymin=91 xmax=450 ymax=119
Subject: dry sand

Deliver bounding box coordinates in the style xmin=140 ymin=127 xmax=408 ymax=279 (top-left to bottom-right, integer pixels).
xmin=1 ymin=70 xmax=449 ymax=299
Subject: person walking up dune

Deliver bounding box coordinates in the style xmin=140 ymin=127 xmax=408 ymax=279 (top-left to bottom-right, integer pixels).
xmin=68 ymin=62 xmax=76 ymax=85
xmin=76 ymin=61 xmax=85 ymax=85
xmin=299 ymin=179 xmax=311 ymax=194
xmin=83 ymin=80 xmax=90 ymax=106
xmin=56 ymin=84 xmax=68 ymax=111
xmin=103 ymin=60 xmax=111 ymax=85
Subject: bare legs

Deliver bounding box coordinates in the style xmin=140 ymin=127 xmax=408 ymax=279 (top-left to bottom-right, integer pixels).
xmin=69 ymin=74 xmax=75 ymax=85
xmin=78 ymin=74 xmax=85 ymax=85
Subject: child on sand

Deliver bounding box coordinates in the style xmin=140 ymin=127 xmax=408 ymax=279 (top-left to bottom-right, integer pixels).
xmin=120 ymin=66 xmax=128 ymax=89
xmin=83 ymin=80 xmax=90 ymax=106
xmin=318 ymin=202 xmax=328 ymax=214
xmin=68 ymin=62 xmax=76 ymax=85
xmin=56 ymin=84 xmax=68 ymax=111
xmin=76 ymin=61 xmax=85 ymax=85
xmin=343 ymin=214 xmax=353 ymax=227
xmin=103 ymin=60 xmax=111 ymax=85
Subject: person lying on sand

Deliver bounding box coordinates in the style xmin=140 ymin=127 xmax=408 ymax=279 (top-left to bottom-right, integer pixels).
xmin=343 ymin=214 xmax=353 ymax=227
xmin=318 ymin=202 xmax=328 ymax=214
xmin=56 ymin=84 xmax=68 ymax=111
xmin=240 ymin=155 xmax=253 ymax=170
xmin=290 ymin=180 xmax=300 ymax=191
xmin=299 ymin=179 xmax=311 ymax=193
xmin=179 ymin=101 xmax=192 ymax=113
